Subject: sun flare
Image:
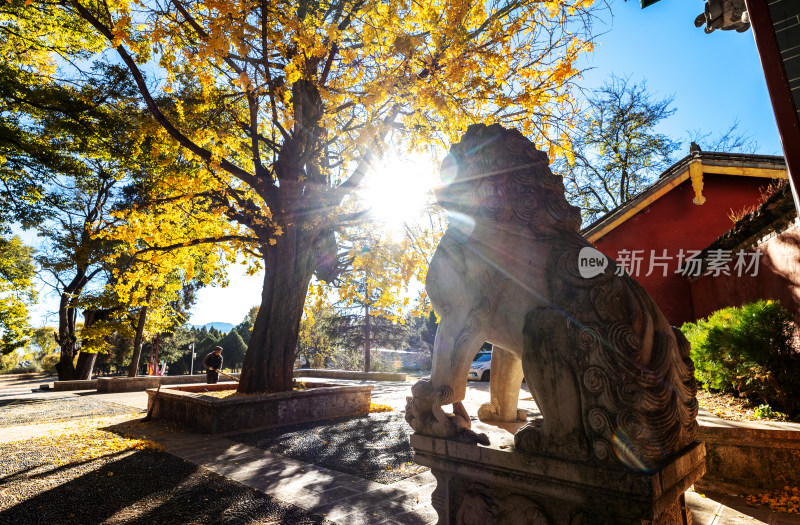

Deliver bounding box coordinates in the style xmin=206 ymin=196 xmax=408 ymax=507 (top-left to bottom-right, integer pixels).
xmin=358 ymin=154 xmax=438 ymax=234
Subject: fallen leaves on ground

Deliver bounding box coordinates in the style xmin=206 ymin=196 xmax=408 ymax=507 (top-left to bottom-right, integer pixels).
xmin=696 ymin=390 xmax=789 ymax=422
xmin=384 ymin=461 xmax=426 ymax=478
xmin=369 ymin=403 xmax=393 ymax=413
xmin=202 ymin=389 xmax=245 ymax=399
xmin=746 ymin=486 xmax=800 ymax=513
xmin=202 ymin=385 xmax=312 ymax=399
xmin=35 ymin=415 xmax=165 ymax=465
xmin=0 ymin=426 xmax=330 ymax=524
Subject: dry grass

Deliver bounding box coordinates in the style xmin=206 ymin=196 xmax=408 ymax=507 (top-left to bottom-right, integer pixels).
xmin=727 ymin=178 xmax=786 ymax=223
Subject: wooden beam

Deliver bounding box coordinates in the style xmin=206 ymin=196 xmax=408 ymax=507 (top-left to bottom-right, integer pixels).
xmin=745 ymin=0 xmax=800 ymax=211
xmin=700 ymin=165 xmax=788 ymax=178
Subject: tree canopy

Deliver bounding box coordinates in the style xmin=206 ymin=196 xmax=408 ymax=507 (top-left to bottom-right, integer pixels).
xmin=0 ymin=235 xmax=36 ymax=353
xmin=3 ymin=0 xmax=599 ymax=391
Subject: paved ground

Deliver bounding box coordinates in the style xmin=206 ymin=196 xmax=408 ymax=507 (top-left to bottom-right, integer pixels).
xmin=0 ymin=439 xmax=332 ymax=525
xmin=0 ymin=374 xmax=798 ymax=524
xmin=231 ymin=412 xmax=424 ymax=484
xmin=0 ymin=394 xmax=137 ymax=427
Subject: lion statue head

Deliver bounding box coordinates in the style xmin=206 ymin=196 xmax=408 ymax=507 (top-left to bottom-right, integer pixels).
xmin=436 ymin=123 xmax=582 ymax=234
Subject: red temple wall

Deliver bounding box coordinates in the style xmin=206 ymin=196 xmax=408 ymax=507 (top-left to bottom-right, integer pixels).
xmin=689 ymin=223 xmax=800 ymax=324
xmin=591 ymin=174 xmax=773 ymax=325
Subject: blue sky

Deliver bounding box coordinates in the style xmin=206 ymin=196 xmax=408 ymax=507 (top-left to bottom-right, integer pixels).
xmin=578 ymin=0 xmax=781 ymax=155
xmin=26 ymin=0 xmax=784 ymax=328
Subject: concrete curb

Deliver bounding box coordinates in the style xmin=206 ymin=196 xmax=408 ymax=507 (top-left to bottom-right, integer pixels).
xmin=293 ymin=369 xmax=407 ymax=381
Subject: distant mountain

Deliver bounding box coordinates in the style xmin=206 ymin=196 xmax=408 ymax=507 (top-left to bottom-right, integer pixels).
xmin=194 ymin=322 xmax=235 ymax=333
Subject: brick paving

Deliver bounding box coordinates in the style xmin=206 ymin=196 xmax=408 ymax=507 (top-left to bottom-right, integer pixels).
xmin=112 ymin=419 xmax=437 ymax=524
xmin=1 ymin=375 xmax=799 ymax=524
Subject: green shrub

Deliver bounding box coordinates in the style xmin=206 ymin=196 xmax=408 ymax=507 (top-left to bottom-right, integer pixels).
xmin=39 ymin=353 xmax=59 ymax=374
xmin=753 ymin=404 xmax=788 ymax=420
xmin=681 ymin=300 xmax=800 ymax=416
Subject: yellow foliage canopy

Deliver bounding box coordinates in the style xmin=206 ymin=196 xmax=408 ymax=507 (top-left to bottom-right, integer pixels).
xmin=36 ymin=0 xmax=597 ymax=255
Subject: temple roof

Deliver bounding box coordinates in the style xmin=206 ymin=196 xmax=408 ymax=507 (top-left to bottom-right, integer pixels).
xmin=581 ymin=151 xmax=787 ymax=243
xmin=698 ymin=182 xmax=796 ymax=256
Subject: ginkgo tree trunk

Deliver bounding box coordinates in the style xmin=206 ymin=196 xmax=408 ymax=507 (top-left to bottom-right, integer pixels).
xmin=25 ymin=0 xmax=599 ymax=393
xmin=242 ymin=221 xmax=324 ymax=391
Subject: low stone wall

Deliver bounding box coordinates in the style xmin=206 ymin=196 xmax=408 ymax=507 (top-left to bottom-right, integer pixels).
xmin=53 ymin=380 xmax=98 ymax=391
xmin=293 ymin=369 xmax=407 ymax=381
xmin=97 ymin=374 xmax=240 ymax=393
xmin=696 ymin=418 xmax=800 ymax=495
xmin=146 ymin=382 xmax=372 ymax=433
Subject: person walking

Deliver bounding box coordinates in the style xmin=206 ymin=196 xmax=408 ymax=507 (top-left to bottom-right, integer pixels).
xmin=202 ymin=346 xmax=224 ymax=384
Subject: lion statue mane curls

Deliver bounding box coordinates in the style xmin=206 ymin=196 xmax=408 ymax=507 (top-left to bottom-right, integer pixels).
xmin=405 ymin=123 xmax=698 ymax=472
xmin=436 ymin=124 xmax=582 ymax=235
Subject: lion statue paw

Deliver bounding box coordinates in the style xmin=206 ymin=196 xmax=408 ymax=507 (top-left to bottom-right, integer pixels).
xmin=405 ymin=379 xmax=490 ymax=446
xmin=477 ymin=402 xmax=527 ymax=423
xmin=514 ymin=420 xmax=589 ymax=461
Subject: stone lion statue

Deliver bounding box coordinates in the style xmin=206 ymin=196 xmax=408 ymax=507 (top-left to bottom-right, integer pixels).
xmin=405 ymin=124 xmax=698 ymax=471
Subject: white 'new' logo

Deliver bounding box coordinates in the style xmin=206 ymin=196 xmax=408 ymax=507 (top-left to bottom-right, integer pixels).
xmin=578 ymin=247 xmax=608 ymax=279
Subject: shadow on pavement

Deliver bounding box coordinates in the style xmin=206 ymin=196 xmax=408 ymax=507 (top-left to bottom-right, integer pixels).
xmin=0 ymin=447 xmax=332 ymax=525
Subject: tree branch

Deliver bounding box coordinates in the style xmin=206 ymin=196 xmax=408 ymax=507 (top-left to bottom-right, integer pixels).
xmin=328 ymin=105 xmax=400 ymax=204
xmin=135 ymin=235 xmax=260 ymax=255
xmin=69 ymin=1 xmax=257 ymax=188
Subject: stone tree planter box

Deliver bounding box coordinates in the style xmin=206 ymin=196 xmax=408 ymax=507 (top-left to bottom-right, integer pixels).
xmin=145 ymin=382 xmax=373 ymax=433
xmin=97 ymin=374 xmax=240 ymax=393
xmin=53 ymin=379 xmax=98 ymax=391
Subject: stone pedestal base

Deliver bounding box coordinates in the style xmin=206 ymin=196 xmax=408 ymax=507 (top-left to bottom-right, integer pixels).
xmin=410 ymin=434 xmax=705 ymax=525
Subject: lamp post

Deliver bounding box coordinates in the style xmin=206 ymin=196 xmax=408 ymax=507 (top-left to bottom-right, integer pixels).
xmin=189 ymin=343 xmax=196 ymax=375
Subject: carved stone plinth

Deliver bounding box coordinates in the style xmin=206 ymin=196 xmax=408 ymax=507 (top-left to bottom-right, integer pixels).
xmin=411 ymin=433 xmax=706 ymax=525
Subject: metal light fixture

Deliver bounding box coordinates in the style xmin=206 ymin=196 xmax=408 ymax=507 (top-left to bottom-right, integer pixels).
xmin=694 ymin=0 xmax=751 ymax=33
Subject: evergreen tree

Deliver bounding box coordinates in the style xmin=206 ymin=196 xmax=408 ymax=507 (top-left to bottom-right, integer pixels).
xmin=197 ymin=333 xmax=222 ymax=357
xmin=421 ymin=311 xmax=438 ymax=354
xmin=219 ymin=330 xmax=248 ymax=371
xmin=235 ymin=307 xmax=259 ymax=345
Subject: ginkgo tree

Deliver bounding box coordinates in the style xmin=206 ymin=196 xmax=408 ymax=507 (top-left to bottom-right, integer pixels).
xmin=0 ymin=235 xmax=36 ymax=354
xmin=13 ymin=0 xmax=598 ymax=392
xmin=94 ymin=182 xmax=229 ymax=377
